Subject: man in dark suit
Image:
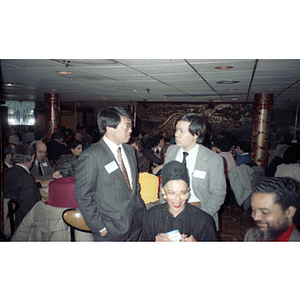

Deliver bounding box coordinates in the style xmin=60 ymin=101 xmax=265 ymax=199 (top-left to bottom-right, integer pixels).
xmin=46 ymin=131 xmax=66 ymax=162
xmin=75 ymin=106 xmax=146 ymax=241
xmin=4 ymin=144 xmax=41 ymax=229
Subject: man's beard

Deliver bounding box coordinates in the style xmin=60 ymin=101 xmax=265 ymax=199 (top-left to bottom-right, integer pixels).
xmin=252 ymin=219 xmax=290 ymax=241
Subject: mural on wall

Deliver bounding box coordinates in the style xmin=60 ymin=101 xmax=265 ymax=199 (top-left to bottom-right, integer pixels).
xmin=137 ymin=102 xmax=253 ymax=141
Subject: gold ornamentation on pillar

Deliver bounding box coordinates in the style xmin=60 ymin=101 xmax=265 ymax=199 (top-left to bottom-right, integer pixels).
xmin=251 ymin=93 xmax=273 ymax=169
xmin=45 ymin=93 xmax=61 ymax=134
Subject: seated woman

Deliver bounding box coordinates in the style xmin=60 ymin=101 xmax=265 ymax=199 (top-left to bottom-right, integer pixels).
xmin=47 ymin=155 xmax=79 ymax=208
xmin=140 ymin=161 xmax=218 ymax=242
xmin=68 ymin=140 xmax=83 ymax=158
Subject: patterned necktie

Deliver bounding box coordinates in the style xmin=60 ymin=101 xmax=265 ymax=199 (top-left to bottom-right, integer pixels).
xmin=38 ymin=161 xmax=43 ymax=175
xmin=182 ymin=152 xmax=189 ymax=166
xmin=117 ymin=147 xmax=131 ymax=193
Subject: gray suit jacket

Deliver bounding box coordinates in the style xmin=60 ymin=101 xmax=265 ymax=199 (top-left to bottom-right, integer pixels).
xmin=164 ymin=144 xmax=226 ymax=230
xmin=74 ymin=138 xmax=146 ymax=241
xmin=244 ymin=226 xmax=300 ymax=241
xmin=30 ymin=157 xmax=55 ymax=181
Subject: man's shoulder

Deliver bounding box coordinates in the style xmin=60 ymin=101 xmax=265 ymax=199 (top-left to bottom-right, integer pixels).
xmin=197 ymin=144 xmax=223 ymax=163
xmin=290 ymin=226 xmax=300 ymax=241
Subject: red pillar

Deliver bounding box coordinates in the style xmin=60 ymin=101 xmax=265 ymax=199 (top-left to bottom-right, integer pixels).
xmin=250 ymin=93 xmax=274 ymax=169
xmin=45 ymin=93 xmax=61 ymax=135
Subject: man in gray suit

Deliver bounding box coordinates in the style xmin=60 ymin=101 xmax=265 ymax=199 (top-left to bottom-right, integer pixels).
xmin=164 ymin=113 xmax=226 ymax=230
xmin=244 ymin=177 xmax=300 ymax=241
xmin=75 ymin=106 xmax=146 ymax=241
xmin=31 ymin=142 xmax=61 ymax=185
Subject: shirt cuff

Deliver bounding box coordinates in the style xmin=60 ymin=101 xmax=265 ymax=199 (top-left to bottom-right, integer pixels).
xmin=99 ymin=227 xmax=106 ymax=233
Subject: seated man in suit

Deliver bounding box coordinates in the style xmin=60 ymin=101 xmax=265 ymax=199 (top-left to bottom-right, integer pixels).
xmin=46 ymin=131 xmax=67 ymax=163
xmin=244 ymin=177 xmax=300 ymax=242
xmin=31 ymin=142 xmax=61 ymax=186
xmin=4 ymin=144 xmax=41 ymax=229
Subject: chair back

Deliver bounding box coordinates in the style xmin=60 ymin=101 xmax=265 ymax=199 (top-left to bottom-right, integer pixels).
xmin=62 ymin=209 xmax=91 ymax=241
xmin=7 ymin=199 xmax=20 ymax=237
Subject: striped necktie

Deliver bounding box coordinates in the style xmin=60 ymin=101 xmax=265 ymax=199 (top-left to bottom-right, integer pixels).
xmin=117 ymin=147 xmax=131 ymax=193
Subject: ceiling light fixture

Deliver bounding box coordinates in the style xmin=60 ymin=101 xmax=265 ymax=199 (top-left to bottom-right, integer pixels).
xmin=216 ymin=80 xmax=240 ymax=84
xmin=214 ymin=66 xmax=234 ymax=70
xmin=226 ymin=88 xmax=237 ymax=91
xmin=56 ymin=71 xmax=72 ymax=74
xmin=232 ymin=98 xmax=238 ymax=101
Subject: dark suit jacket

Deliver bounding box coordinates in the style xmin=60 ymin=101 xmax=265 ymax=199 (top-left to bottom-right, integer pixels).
xmin=31 ymin=157 xmax=55 ymax=181
xmin=74 ymin=138 xmax=146 ymax=241
xmin=4 ymin=165 xmax=41 ymax=229
xmin=46 ymin=140 xmax=66 ymax=161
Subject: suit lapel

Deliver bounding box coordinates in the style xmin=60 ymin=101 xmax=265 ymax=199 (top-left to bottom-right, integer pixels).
xmin=99 ymin=139 xmax=132 ymax=194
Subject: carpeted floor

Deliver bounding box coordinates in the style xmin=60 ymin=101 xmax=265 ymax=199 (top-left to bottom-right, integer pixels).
xmin=217 ymin=204 xmax=254 ymax=242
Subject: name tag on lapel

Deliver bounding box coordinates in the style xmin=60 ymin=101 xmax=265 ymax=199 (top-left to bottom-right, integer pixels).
xmin=105 ymin=160 xmax=119 ymax=174
xmin=42 ymin=162 xmax=48 ymax=167
xmin=193 ymin=170 xmax=206 ymax=179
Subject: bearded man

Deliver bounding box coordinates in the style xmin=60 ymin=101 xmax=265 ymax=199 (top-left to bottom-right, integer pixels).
xmin=244 ymin=177 xmax=300 ymax=242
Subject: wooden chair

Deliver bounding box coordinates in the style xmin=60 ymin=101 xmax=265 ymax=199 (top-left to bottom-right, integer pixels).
xmin=62 ymin=209 xmax=92 ymax=242
xmin=7 ymin=199 xmax=20 ymax=238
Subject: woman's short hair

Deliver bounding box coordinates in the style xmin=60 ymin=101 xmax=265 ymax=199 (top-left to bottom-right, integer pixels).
xmin=216 ymin=138 xmax=232 ymax=152
xmin=70 ymin=140 xmax=84 ymax=150
xmin=56 ymin=155 xmax=78 ymax=177
xmin=282 ymin=144 xmax=300 ymax=164
xmin=176 ymin=113 xmax=206 ymax=144
xmin=12 ymin=144 xmax=35 ymax=163
xmin=235 ymin=140 xmax=251 ymax=153
xmin=97 ymin=106 xmax=132 ymax=135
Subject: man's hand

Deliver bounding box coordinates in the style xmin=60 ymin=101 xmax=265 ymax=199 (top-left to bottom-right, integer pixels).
xmin=180 ymin=234 xmax=196 ymax=242
xmin=155 ymin=233 xmax=172 ymax=242
xmin=100 ymin=228 xmax=108 ymax=237
xmin=52 ymin=171 xmax=62 ymax=179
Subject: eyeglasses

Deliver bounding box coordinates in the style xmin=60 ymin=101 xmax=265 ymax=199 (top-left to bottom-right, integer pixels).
xmin=165 ymin=190 xmax=189 ymax=200
xmin=120 ymin=124 xmax=132 ymax=131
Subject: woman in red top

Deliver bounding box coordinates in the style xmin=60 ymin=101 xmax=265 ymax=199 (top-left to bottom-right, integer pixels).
xmin=47 ymin=154 xmax=79 ymax=208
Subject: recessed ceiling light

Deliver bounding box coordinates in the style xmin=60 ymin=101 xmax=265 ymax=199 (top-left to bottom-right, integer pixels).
xmin=133 ymin=90 xmax=138 ymax=92
xmin=214 ymin=66 xmax=234 ymax=70
xmin=226 ymin=88 xmax=237 ymax=91
xmin=55 ymin=71 xmax=72 ymax=74
xmin=216 ymin=80 xmax=240 ymax=84
xmin=232 ymin=98 xmax=238 ymax=101
xmin=102 ymin=98 xmax=107 ymax=100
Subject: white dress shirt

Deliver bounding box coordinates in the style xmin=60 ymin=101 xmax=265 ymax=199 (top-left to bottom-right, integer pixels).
xmin=103 ymin=135 xmax=132 ymax=188
xmin=174 ymin=144 xmax=200 ymax=203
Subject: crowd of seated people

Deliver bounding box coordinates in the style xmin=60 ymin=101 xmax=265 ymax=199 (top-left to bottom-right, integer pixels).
xmin=3 ymin=117 xmax=300 ymax=243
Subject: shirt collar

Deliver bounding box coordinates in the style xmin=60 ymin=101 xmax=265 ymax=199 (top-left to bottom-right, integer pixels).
xmin=103 ymin=135 xmax=124 ymax=153
xmin=179 ymin=143 xmax=199 ymax=156
xmin=277 ymin=224 xmax=295 ymax=241
xmin=15 ymin=163 xmax=30 ymax=174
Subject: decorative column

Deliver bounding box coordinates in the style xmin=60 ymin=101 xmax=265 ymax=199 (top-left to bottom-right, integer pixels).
xmin=45 ymin=93 xmax=61 ymax=135
xmin=250 ymin=93 xmax=274 ymax=169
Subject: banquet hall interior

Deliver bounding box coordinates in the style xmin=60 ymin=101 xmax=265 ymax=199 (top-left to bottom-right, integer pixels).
xmin=1 ymin=59 xmax=300 ymax=241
